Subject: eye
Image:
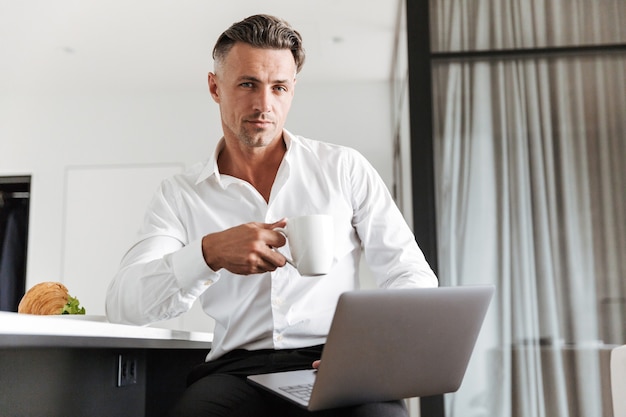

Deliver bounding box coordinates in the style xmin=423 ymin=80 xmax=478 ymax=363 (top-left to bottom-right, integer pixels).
xmin=240 ymin=82 xmax=254 ymax=88
xmin=274 ymin=85 xmax=288 ymax=92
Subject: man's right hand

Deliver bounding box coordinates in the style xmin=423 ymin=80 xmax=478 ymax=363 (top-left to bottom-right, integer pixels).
xmin=201 ymin=219 xmax=288 ymax=275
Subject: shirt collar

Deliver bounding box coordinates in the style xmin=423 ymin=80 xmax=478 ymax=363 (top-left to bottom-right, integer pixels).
xmin=195 ymin=130 xmax=297 ymax=186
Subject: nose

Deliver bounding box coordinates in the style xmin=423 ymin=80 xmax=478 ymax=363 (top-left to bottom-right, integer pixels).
xmin=253 ymin=88 xmax=272 ymax=113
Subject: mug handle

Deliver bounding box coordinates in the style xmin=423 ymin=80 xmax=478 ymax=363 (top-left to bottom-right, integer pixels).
xmin=274 ymin=228 xmax=296 ymax=268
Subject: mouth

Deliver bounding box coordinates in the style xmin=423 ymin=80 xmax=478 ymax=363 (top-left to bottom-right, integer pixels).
xmin=245 ymin=117 xmax=274 ymax=129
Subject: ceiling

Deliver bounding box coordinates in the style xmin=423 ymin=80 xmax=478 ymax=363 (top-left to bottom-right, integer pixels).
xmin=0 ymin=0 xmax=402 ymax=95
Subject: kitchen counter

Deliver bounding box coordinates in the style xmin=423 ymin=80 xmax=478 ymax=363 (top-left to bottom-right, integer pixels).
xmin=0 ymin=311 xmax=213 ymax=349
xmin=0 ymin=311 xmax=213 ymax=417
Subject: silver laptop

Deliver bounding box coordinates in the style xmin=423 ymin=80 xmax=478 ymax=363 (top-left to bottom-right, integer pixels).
xmin=247 ymin=285 xmax=494 ymax=411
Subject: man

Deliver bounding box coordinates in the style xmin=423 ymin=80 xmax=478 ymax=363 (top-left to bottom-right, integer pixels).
xmin=106 ymin=14 xmax=437 ymax=417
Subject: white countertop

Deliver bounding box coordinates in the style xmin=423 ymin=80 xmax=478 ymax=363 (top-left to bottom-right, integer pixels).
xmin=0 ymin=311 xmax=213 ymax=349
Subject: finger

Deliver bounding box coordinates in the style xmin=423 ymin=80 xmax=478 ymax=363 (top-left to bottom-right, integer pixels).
xmin=267 ymin=218 xmax=287 ymax=229
xmin=312 ymin=360 xmax=321 ymax=369
xmin=251 ymin=251 xmax=287 ymax=273
xmin=253 ymin=218 xmax=287 ymax=231
xmin=262 ymin=224 xmax=287 ymax=248
xmin=260 ymin=245 xmax=287 ymax=268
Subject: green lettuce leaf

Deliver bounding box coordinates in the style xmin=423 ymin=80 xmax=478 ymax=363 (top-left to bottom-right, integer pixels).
xmin=61 ymin=295 xmax=86 ymax=315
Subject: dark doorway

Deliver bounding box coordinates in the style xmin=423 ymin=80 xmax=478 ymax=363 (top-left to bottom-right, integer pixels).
xmin=0 ymin=176 xmax=31 ymax=311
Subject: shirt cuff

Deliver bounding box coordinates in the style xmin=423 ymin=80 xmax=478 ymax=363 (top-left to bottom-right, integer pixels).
xmin=171 ymin=238 xmax=220 ymax=297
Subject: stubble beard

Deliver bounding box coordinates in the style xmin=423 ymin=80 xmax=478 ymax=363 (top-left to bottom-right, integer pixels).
xmin=238 ymin=124 xmax=278 ymax=148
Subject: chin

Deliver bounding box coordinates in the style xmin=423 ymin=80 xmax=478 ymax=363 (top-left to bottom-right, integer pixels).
xmin=242 ymin=131 xmax=280 ymax=148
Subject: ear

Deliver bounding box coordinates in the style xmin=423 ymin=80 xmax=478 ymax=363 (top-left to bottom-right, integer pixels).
xmin=208 ymin=72 xmax=220 ymax=103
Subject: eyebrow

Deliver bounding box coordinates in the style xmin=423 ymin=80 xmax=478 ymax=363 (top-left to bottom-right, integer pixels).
xmin=238 ymin=75 xmax=292 ymax=84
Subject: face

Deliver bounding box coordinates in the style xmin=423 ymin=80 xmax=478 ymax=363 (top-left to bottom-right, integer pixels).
xmin=208 ymin=43 xmax=297 ymax=150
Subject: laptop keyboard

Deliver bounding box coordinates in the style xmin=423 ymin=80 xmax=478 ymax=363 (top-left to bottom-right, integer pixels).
xmin=279 ymin=383 xmax=314 ymax=401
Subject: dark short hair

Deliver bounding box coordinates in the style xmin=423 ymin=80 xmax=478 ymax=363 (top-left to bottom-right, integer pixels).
xmin=212 ymin=14 xmax=305 ymax=73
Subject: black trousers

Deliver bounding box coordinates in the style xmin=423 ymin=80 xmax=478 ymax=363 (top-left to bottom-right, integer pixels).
xmin=167 ymin=345 xmax=408 ymax=417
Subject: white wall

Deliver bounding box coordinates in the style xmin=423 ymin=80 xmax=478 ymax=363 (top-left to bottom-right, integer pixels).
xmin=0 ymin=80 xmax=394 ymax=331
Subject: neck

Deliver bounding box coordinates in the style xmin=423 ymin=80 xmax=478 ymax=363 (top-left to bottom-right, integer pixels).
xmin=217 ymin=136 xmax=286 ymax=202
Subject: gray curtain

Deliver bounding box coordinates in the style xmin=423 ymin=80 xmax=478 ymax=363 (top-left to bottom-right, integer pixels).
xmin=429 ymin=1 xmax=626 ymax=416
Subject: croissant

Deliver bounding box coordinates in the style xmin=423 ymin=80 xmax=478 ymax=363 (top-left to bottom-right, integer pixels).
xmin=18 ymin=281 xmax=85 ymax=315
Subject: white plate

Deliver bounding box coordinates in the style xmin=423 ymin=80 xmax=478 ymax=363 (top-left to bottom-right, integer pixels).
xmin=54 ymin=315 xmax=108 ymax=322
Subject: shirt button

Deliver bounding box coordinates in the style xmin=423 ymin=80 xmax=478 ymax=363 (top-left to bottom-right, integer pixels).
xmin=275 ymin=334 xmax=284 ymax=342
xmin=273 ymin=297 xmax=283 ymax=306
xmin=203 ymin=279 xmax=214 ymax=286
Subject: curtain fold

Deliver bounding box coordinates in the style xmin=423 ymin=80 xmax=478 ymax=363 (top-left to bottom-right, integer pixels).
xmin=431 ymin=0 xmax=626 ymax=52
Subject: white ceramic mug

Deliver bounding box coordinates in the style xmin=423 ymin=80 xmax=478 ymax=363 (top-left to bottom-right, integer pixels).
xmin=276 ymin=214 xmax=334 ymax=276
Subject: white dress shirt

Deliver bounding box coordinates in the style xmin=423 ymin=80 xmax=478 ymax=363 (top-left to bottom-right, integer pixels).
xmin=106 ymin=131 xmax=437 ymax=360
